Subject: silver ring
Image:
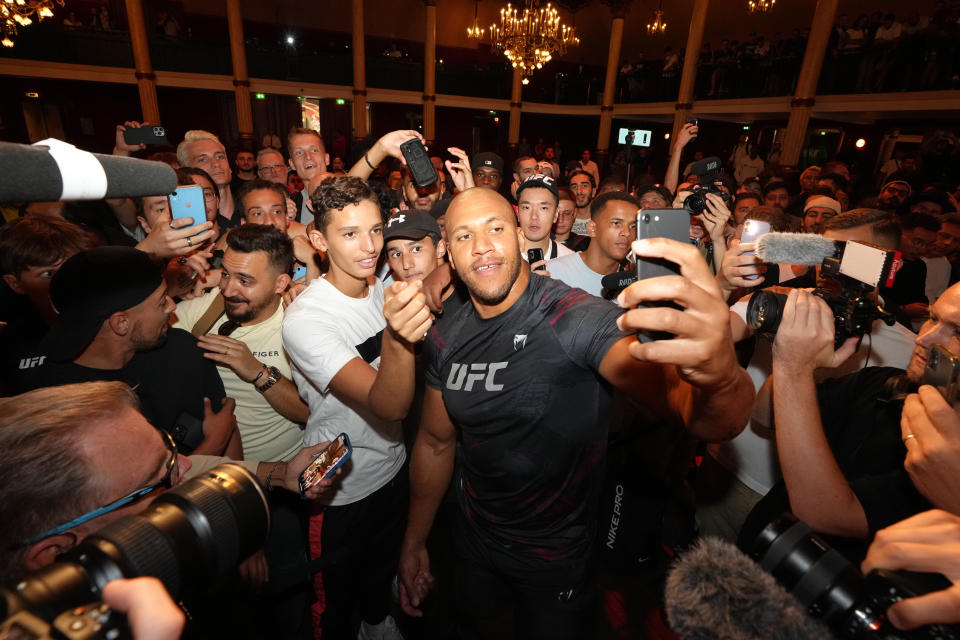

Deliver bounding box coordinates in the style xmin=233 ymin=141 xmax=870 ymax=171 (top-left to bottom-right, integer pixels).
xmin=186 ymin=237 xmax=193 ymax=247
xmin=903 ymin=433 xmax=916 ymax=443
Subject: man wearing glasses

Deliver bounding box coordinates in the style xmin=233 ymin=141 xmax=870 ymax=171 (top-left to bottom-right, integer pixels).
xmin=0 ymin=381 xmax=336 ymax=598
xmin=257 ymin=148 xmax=300 ymax=222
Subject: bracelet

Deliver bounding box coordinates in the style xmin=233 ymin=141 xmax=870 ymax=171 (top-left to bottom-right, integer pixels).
xmin=255 ymin=366 xmax=282 ymax=393
xmin=251 ymin=364 xmax=268 ymax=385
xmin=264 ymin=460 xmax=283 ymax=491
xmin=364 ymin=152 xmax=376 ymax=170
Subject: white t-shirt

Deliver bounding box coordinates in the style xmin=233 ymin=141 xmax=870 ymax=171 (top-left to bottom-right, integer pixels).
xmin=173 ymin=289 xmax=304 ymax=463
xmin=282 ymin=276 xmax=406 ymax=506
xmin=546 ymin=252 xmax=604 ymax=297
xmin=708 ymin=298 xmax=917 ymax=495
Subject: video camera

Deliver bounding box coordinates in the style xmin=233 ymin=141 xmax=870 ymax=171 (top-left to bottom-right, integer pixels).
xmin=682 ymin=156 xmax=733 ymax=215
xmin=0 ymin=464 xmax=269 ymax=640
xmin=747 ymin=235 xmax=900 ymax=347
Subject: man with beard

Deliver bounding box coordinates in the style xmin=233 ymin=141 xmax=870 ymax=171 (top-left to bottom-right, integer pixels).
xmin=398 ymin=187 xmax=753 ymax=638
xmin=567 ymin=169 xmax=596 ymax=236
xmin=14 ymin=246 xmax=240 ymax=458
xmin=172 ymin=225 xmax=314 ymax=636
xmin=173 ymin=224 xmax=308 ymax=461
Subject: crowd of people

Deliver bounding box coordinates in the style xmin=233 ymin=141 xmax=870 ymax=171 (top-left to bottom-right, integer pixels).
xmin=2 ymin=114 xmax=960 ymax=640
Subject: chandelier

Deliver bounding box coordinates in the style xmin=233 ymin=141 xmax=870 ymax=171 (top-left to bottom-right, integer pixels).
xmin=647 ymin=10 xmax=666 ymax=34
xmin=747 ymin=0 xmax=775 ymax=13
xmin=467 ymin=0 xmax=485 ymax=39
xmin=2 ymin=0 xmax=64 ymax=47
xmin=489 ymin=0 xmax=579 ymax=77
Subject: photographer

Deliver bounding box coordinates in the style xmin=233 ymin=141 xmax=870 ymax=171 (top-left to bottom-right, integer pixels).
xmin=740 ymin=282 xmax=960 ymax=561
xmin=699 ymin=210 xmax=916 ymax=543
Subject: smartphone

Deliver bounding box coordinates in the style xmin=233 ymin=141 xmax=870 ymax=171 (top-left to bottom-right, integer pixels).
xmin=123 ymin=125 xmax=168 ymax=146
xmin=922 ymin=345 xmax=960 ymax=404
xmin=636 ymin=209 xmax=692 ymax=342
xmin=293 ymin=264 xmax=307 ymax=281
xmin=527 ymin=248 xmax=544 ymax=266
xmin=686 ymin=118 xmax=699 ymax=128
xmin=740 ymin=219 xmax=771 ymax=281
xmin=169 ymin=185 xmax=205 ymax=229
xmin=298 ymin=433 xmax=352 ymax=494
xmin=399 ymin=138 xmax=437 ymax=188
xmin=617 ymin=128 xmax=652 ymax=147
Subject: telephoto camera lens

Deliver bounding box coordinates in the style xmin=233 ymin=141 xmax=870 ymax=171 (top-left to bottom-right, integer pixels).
xmin=749 ymin=513 xmax=960 ymax=640
xmin=745 ymin=289 xmax=787 ymax=337
xmin=2 ymin=464 xmax=269 ymax=626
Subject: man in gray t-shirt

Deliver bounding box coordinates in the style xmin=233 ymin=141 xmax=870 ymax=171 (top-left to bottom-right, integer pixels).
xmin=547 ymin=192 xmax=639 ymax=297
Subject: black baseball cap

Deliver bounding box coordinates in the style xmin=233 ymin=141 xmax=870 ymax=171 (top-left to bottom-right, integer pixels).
xmin=41 ymin=247 xmax=163 ymax=361
xmin=471 ymin=152 xmax=504 ymax=174
xmin=384 ymin=210 xmax=441 ymax=243
xmin=516 ymin=174 xmax=559 ymax=202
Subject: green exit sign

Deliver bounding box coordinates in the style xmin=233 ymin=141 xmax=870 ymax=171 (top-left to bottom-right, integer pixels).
xmin=336 ymin=99 xmax=346 ymax=105
xmin=255 ymin=93 xmax=266 ymax=100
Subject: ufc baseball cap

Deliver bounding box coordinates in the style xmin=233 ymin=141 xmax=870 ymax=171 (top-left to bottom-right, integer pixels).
xmin=516 ymin=174 xmax=560 ymax=202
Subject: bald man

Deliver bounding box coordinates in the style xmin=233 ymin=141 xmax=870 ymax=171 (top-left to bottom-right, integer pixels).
xmin=398 ymin=188 xmax=753 ymax=638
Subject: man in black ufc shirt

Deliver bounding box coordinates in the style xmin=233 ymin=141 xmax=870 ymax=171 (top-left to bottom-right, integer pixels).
xmin=398 ymin=188 xmax=753 ymax=639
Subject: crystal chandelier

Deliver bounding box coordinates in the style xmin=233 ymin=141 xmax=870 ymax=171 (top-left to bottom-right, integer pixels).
xmin=2 ymin=0 xmax=64 ymax=47
xmin=489 ymin=0 xmax=579 ymax=77
xmin=467 ymin=0 xmax=485 ymax=39
xmin=747 ymin=0 xmax=775 ymax=13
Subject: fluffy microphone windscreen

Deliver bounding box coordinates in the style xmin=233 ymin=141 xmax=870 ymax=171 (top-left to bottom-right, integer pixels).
xmin=665 ymin=537 xmax=834 ymax=640
xmin=756 ymin=232 xmax=841 ymax=266
xmin=0 ymin=141 xmax=176 ymax=203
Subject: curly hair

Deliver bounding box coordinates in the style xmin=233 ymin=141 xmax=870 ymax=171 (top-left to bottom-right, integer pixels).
xmin=310 ymin=176 xmax=379 ymax=232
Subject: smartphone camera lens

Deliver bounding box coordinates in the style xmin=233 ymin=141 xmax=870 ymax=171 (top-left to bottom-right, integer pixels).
xmin=642 ymin=214 xmax=651 ymax=224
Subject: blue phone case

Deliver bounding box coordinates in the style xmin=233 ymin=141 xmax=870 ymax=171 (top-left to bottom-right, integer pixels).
xmin=169 ymin=185 xmax=205 ymax=228
xmin=293 ymin=264 xmax=307 ymax=281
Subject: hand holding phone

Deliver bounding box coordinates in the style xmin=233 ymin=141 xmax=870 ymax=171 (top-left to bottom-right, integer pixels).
xmin=635 ymin=209 xmax=689 ymax=341
xmin=400 ymin=138 xmax=438 ymax=188
xmin=298 ymin=433 xmax=352 ymax=495
xmin=923 ymin=345 xmax=960 ymax=404
xmin=123 ymin=125 xmax=168 ymax=146
xmin=169 ymin=185 xmax=205 ymax=230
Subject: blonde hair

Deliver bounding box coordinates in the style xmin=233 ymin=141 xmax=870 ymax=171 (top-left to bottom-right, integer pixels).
xmin=177 ymin=130 xmax=224 ymax=168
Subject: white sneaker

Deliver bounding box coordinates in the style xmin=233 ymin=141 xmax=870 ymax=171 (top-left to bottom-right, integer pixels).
xmin=358 ymin=614 xmax=404 ymax=640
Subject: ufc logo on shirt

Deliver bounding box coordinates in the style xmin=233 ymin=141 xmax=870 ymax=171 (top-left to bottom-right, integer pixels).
xmin=446 ymin=362 xmax=508 ymax=392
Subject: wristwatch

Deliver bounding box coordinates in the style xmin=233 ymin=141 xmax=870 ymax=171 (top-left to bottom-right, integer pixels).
xmin=255 ymin=366 xmax=282 ymax=393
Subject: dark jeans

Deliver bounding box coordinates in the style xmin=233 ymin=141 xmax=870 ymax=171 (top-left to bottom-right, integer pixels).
xmin=311 ymin=467 xmax=408 ymax=640
xmin=454 ymin=551 xmax=596 ymax=640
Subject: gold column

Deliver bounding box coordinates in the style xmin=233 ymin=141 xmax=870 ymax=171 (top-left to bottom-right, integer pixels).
xmin=780 ymin=0 xmax=839 ymax=166
xmin=671 ymin=0 xmax=709 ymax=141
xmin=507 ymin=67 xmax=523 ymax=153
xmin=351 ymin=0 xmax=369 ymax=140
xmin=226 ymin=0 xmax=254 ymax=142
xmin=123 ymin=0 xmax=160 ymax=124
xmin=596 ymin=10 xmax=626 ymax=163
xmin=422 ymin=0 xmax=437 ymax=145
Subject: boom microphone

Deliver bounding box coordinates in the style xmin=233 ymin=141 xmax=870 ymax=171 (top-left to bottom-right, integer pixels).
xmin=664 ymin=537 xmax=833 ymax=640
xmin=756 ymin=232 xmax=841 ymax=266
xmin=0 ymin=139 xmax=177 ymax=203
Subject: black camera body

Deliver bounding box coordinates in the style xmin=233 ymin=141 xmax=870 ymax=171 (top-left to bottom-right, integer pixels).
xmin=1 ymin=464 xmax=269 ymax=640
xmin=749 ymin=514 xmax=960 ymax=640
xmin=682 ymin=156 xmax=733 ymax=215
xmin=747 ymin=241 xmax=898 ymax=347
